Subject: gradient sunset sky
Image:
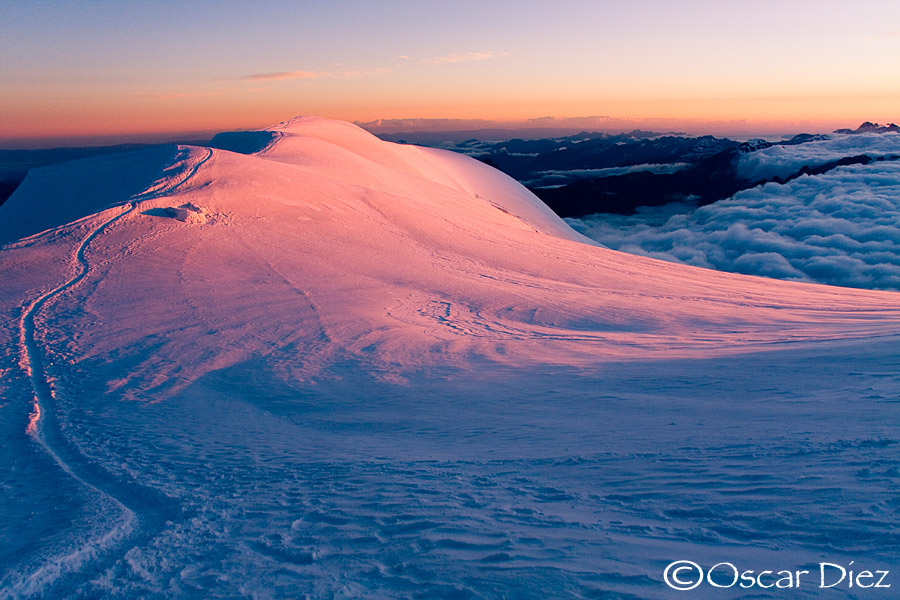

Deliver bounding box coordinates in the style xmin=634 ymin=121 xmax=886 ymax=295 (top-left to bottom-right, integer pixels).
xmin=2 ymin=0 xmax=899 ymax=146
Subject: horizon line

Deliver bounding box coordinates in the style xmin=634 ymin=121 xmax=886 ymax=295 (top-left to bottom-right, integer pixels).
xmin=0 ymin=115 xmax=886 ymax=150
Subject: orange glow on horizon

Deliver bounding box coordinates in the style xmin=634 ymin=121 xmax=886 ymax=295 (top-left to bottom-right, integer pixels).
xmin=2 ymin=91 xmax=896 ymax=147
xmin=3 ymin=1 xmax=898 ymax=146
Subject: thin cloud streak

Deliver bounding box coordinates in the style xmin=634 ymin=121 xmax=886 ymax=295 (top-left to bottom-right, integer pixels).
xmin=240 ymin=70 xmax=333 ymax=81
xmin=341 ymin=66 xmax=392 ymax=78
xmin=238 ymin=65 xmax=391 ymax=81
xmin=136 ymin=90 xmax=226 ymax=100
xmin=234 ymin=51 xmax=505 ymax=84
xmin=422 ymin=51 xmax=508 ymax=65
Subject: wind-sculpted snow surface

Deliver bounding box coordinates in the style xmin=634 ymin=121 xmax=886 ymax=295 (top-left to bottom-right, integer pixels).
xmin=1 ymin=117 xmax=900 ymax=598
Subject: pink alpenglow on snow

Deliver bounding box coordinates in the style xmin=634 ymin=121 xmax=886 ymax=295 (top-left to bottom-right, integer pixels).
xmin=2 ymin=117 xmax=900 ymax=599
xmin=3 ymin=116 xmax=899 ymax=391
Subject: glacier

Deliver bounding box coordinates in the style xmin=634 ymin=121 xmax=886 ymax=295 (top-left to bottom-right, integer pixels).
xmin=1 ymin=117 xmax=899 ymax=599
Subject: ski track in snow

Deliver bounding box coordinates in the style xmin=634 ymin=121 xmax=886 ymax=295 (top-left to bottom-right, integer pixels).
xmin=7 ymin=148 xmax=213 ymax=598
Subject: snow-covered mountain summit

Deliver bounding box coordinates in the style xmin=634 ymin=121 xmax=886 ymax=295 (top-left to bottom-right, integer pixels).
xmin=3 ymin=117 xmax=900 ymax=598
xmin=4 ymin=116 xmax=900 ymax=395
xmin=4 ymin=116 xmax=900 ymax=391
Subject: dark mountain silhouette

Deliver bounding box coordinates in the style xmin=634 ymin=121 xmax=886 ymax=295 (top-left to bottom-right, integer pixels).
xmin=834 ymin=121 xmax=900 ymax=134
xmin=464 ymin=130 xmax=891 ymax=217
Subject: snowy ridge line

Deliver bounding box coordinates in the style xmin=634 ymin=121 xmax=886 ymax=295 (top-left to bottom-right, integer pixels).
xmin=130 ymin=145 xmax=214 ymax=202
xmin=5 ymin=147 xmax=213 ymax=598
xmin=256 ymin=130 xmax=285 ymax=155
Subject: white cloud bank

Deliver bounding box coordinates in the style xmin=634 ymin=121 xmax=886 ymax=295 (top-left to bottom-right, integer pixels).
xmin=527 ymin=163 xmax=690 ymax=187
xmin=738 ymin=132 xmax=900 ymax=181
xmin=568 ymin=136 xmax=900 ymax=291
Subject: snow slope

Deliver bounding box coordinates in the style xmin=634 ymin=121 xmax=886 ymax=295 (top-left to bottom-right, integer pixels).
xmin=1 ymin=117 xmax=899 ymax=599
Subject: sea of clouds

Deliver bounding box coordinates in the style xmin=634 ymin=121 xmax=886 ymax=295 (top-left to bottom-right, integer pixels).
xmin=526 ymin=163 xmax=690 ymax=188
xmin=567 ymin=134 xmax=900 ymax=291
xmin=738 ymin=132 xmax=900 ymax=181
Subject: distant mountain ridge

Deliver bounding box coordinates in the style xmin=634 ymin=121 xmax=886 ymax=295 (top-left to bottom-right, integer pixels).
xmin=834 ymin=121 xmax=900 ymax=134
xmin=451 ymin=131 xmax=844 ymax=217
xmin=431 ymin=123 xmax=900 ymax=217
xmin=4 ymin=121 xmax=897 ymax=217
